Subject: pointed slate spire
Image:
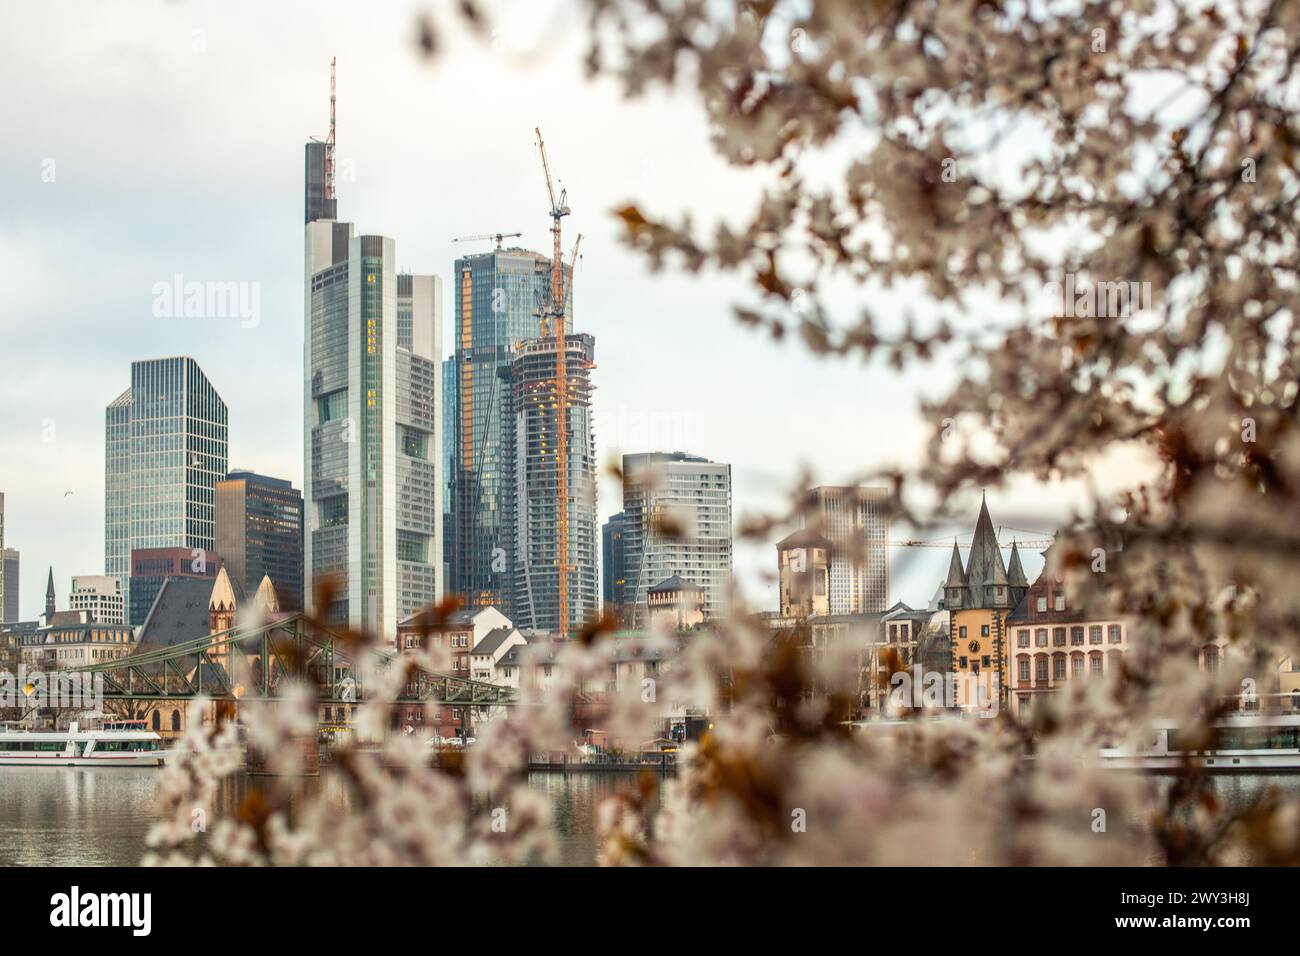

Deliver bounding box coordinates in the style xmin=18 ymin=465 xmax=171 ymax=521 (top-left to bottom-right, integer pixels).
xmin=964 ymin=491 xmax=1008 ymax=605
xmin=944 ymin=541 xmax=967 ymax=588
xmin=45 ymin=567 xmax=56 ymax=619
xmin=1007 ymin=539 xmax=1029 ymax=589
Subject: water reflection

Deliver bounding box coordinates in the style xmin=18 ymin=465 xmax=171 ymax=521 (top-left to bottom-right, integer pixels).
xmin=0 ymin=767 xmax=658 ymax=867
xmin=8 ymin=766 xmax=1283 ymax=866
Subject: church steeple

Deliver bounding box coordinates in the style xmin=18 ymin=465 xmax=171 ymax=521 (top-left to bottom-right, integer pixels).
xmin=44 ymin=567 xmax=56 ymax=620
xmin=208 ymin=565 xmax=238 ymax=634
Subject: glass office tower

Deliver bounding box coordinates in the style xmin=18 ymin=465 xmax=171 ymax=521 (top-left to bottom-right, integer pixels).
xmin=105 ymin=357 xmax=229 ymax=616
xmin=450 ymin=248 xmax=567 ymax=614
xmin=305 ymin=219 xmax=443 ymax=639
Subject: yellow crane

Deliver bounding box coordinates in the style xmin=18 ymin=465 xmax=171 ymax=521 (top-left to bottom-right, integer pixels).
xmin=535 ymin=127 xmax=573 ymax=636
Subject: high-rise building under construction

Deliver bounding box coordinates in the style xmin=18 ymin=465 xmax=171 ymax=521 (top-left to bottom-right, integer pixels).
xmin=450 ymin=248 xmax=567 ymax=613
xmin=504 ymin=333 xmax=598 ymax=632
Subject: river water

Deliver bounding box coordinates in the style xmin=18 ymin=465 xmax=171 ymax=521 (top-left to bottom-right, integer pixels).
xmin=0 ymin=767 xmax=1295 ymax=866
xmin=0 ymin=767 xmax=651 ymax=867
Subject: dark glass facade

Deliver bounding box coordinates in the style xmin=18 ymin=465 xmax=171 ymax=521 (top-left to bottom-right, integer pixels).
xmin=215 ymin=471 xmax=304 ymax=611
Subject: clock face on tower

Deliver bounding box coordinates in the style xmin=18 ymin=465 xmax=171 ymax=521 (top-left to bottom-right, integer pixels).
xmin=967 ymin=639 xmax=980 ymax=654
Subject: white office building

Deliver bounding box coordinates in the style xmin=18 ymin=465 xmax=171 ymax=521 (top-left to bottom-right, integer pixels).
xmin=621 ymin=452 xmax=733 ymax=626
xmin=69 ymin=575 xmax=126 ymax=625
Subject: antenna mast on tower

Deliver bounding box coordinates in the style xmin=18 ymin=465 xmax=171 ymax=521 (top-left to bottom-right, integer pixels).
xmin=325 ymin=57 xmax=337 ymax=200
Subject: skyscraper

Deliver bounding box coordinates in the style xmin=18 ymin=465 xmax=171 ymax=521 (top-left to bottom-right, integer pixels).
xmin=621 ymin=452 xmax=733 ymax=626
xmin=304 ymin=160 xmax=443 ymax=638
xmin=505 ymin=333 xmax=598 ymax=632
xmin=451 ymin=248 xmax=567 ymax=613
xmin=0 ymin=493 xmax=18 ymax=623
xmin=0 ymin=550 xmax=16 ymax=624
xmin=442 ymin=355 xmax=457 ymax=596
xmin=602 ymin=511 xmax=627 ymax=610
xmin=215 ymin=470 xmax=305 ymax=611
xmin=105 ymin=356 xmax=229 ymax=615
xmin=802 ymin=486 xmax=890 ymax=615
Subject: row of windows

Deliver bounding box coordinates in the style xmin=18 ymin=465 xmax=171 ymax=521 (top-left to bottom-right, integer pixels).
xmin=1018 ymin=652 xmax=1110 ymax=681
xmin=1017 ymin=624 xmax=1123 ymax=647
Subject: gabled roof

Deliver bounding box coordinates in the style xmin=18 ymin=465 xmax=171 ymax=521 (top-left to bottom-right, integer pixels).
xmin=135 ymin=577 xmax=217 ymax=654
xmin=648 ymin=574 xmax=705 ymax=595
xmin=471 ymin=626 xmax=518 ymax=658
xmin=881 ymin=601 xmax=925 ymax=622
xmin=776 ymin=528 xmax=831 ymax=551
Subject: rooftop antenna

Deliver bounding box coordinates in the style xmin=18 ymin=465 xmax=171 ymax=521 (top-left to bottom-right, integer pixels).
xmin=325 ymin=57 xmax=337 ymax=200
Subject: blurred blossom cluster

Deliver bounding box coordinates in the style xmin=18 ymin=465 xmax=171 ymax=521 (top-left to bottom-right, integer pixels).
xmin=151 ymin=0 xmax=1300 ymax=865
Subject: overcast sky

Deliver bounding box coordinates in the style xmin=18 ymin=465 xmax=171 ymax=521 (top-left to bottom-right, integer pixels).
xmin=0 ymin=0 xmax=1155 ymax=621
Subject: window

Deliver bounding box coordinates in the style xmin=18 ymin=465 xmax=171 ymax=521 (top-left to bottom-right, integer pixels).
xmin=1054 ymin=594 xmax=1065 ymax=611
xmin=1053 ymin=628 xmax=1066 ymax=647
xmin=1054 ymin=656 xmax=1066 ymax=680
xmin=981 ymin=655 xmax=991 ymax=668
xmin=1072 ymin=656 xmax=1084 ymax=675
xmin=959 ymin=626 xmax=967 ymax=638
xmin=171 ymin=710 xmax=181 ymax=732
xmin=959 ymin=656 xmax=968 ymax=668
xmin=1035 ymin=629 xmax=1048 ymax=647
xmin=1089 ymin=625 xmax=1102 ymax=644
xmin=980 ymin=625 xmax=989 ymax=637
xmin=1018 ymin=658 xmax=1030 ymax=681
xmin=1036 ymin=596 xmax=1047 ymax=612
xmin=1071 ymin=627 xmax=1084 ymax=645
xmin=1108 ymin=625 xmax=1122 ymax=644
xmin=1091 ymin=655 xmax=1104 ymax=674
xmin=1018 ymin=629 xmax=1029 ymax=647
xmin=1036 ymin=657 xmax=1048 ymax=682
xmin=151 ymin=711 xmax=160 ymax=731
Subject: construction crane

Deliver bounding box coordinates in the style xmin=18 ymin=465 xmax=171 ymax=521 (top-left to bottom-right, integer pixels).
xmin=452 ymin=231 xmax=523 ymax=249
xmin=560 ymin=234 xmax=583 ymax=302
xmin=887 ymin=538 xmax=1054 ymax=549
xmin=325 ymin=57 xmax=337 ymax=200
xmin=535 ymin=126 xmax=572 ymax=636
